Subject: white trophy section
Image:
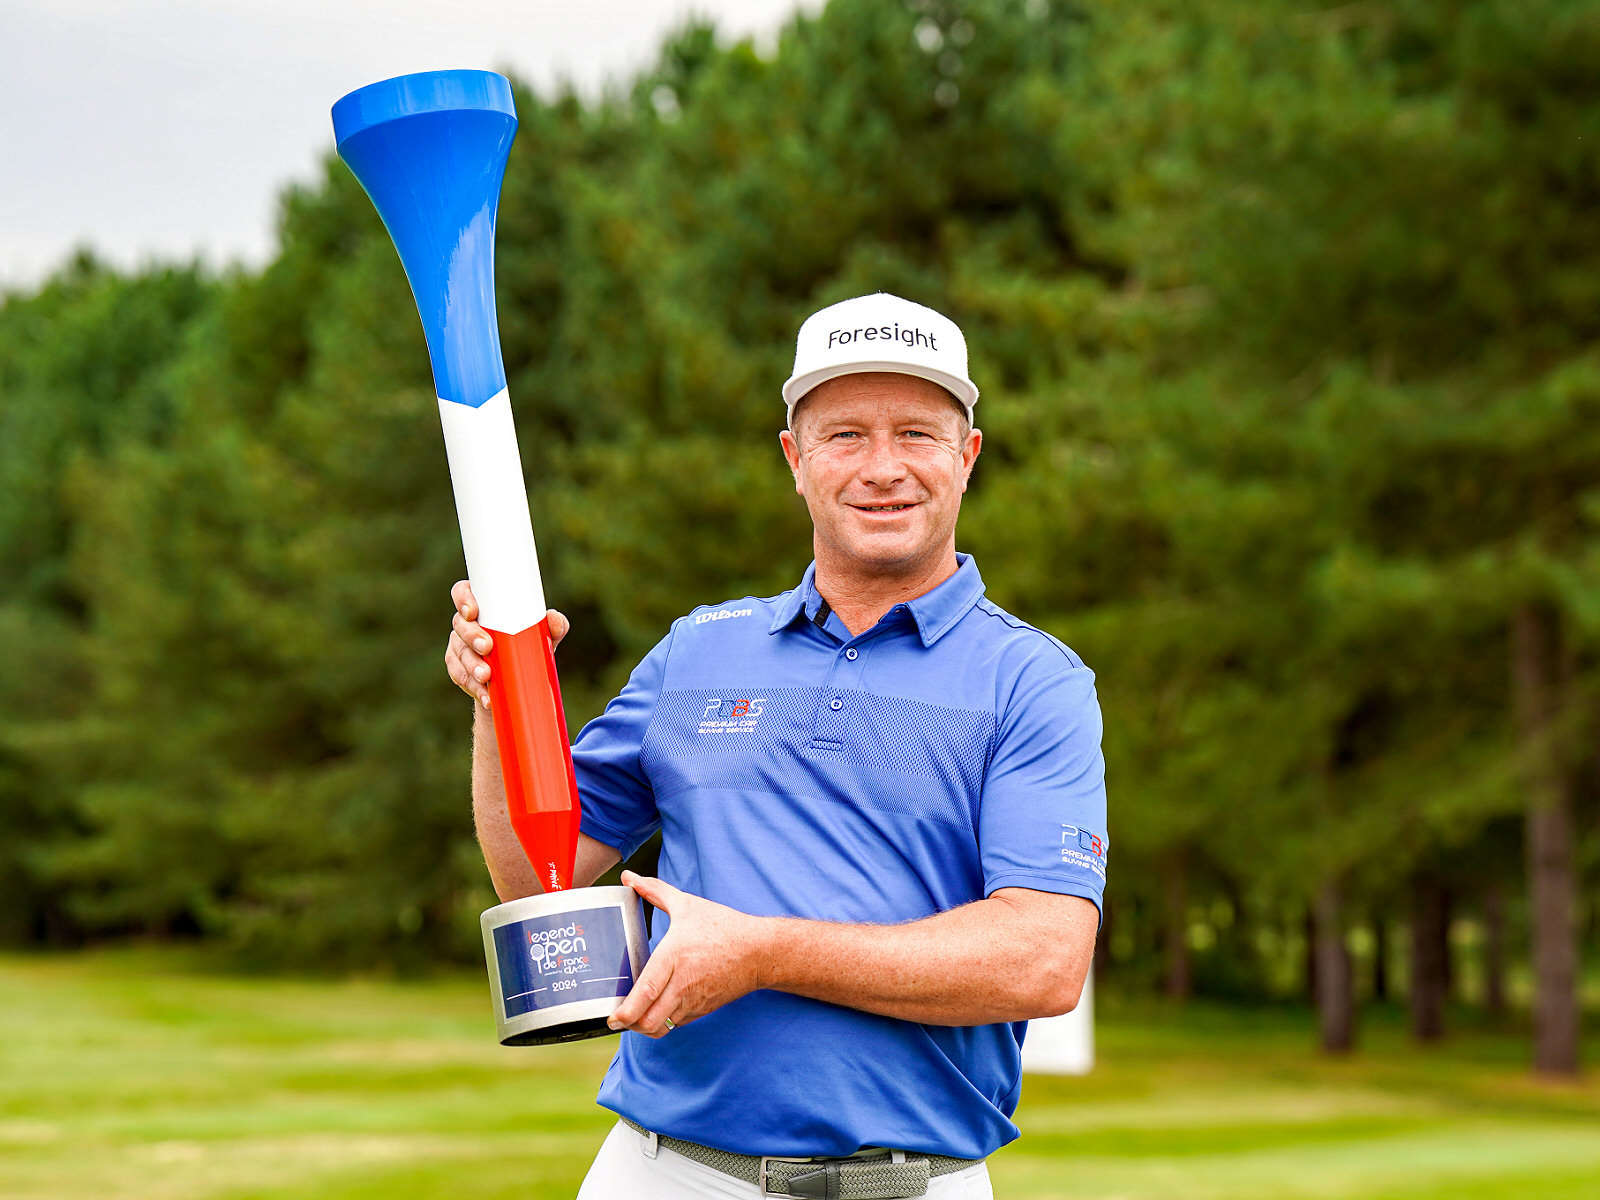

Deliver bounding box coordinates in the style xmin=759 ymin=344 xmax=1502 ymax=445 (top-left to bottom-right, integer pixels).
xmin=1021 ymin=968 xmax=1094 ymax=1075
xmin=437 ymin=388 xmax=547 ymax=637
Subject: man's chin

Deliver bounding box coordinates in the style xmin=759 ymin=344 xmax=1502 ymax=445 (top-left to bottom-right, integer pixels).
xmin=830 ymin=533 xmax=939 ymax=573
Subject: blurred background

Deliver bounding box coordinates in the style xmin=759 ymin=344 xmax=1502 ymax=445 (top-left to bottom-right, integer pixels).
xmin=2 ymin=1 xmax=1598 ymax=1197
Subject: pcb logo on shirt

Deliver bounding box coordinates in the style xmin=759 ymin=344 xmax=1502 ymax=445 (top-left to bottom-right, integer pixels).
xmin=1060 ymin=824 xmax=1107 ymax=881
xmin=699 ymin=697 xmax=766 ymax=735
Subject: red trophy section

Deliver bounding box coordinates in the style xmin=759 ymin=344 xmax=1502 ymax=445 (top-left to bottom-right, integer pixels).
xmin=482 ymin=615 xmax=580 ymax=892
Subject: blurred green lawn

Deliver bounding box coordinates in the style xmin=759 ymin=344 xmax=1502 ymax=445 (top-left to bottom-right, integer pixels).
xmin=2 ymin=950 xmax=1596 ymax=1200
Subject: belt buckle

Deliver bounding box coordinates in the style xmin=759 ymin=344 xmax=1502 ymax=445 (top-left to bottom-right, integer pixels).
xmin=757 ymin=1155 xmax=819 ymax=1198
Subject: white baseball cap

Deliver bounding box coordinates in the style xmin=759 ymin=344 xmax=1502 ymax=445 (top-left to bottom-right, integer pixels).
xmin=782 ymin=293 xmax=979 ymax=426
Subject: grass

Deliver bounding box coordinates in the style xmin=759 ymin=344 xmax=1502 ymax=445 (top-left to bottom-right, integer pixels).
xmin=1 ymin=950 xmax=1596 ymax=1199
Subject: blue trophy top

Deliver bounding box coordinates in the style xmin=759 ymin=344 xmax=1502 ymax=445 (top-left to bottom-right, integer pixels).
xmin=332 ymin=69 xmax=515 ymax=145
xmin=333 ymin=70 xmax=518 ymax=408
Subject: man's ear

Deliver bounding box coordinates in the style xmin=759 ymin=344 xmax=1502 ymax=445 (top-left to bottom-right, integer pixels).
xmin=959 ymin=428 xmax=982 ymax=492
xmin=779 ymin=429 xmax=805 ymax=495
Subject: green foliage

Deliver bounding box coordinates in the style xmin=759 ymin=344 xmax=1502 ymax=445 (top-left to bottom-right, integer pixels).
xmin=0 ymin=253 xmax=213 ymax=943
xmin=0 ymin=0 xmax=1596 ymax=989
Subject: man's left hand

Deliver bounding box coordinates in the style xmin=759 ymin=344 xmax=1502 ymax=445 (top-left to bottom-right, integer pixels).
xmin=608 ymin=871 xmax=771 ymax=1038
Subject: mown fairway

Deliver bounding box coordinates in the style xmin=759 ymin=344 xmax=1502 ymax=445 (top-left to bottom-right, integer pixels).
xmin=1 ymin=951 xmax=1595 ymax=1200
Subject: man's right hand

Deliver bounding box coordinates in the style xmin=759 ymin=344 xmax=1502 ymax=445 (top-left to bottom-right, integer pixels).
xmin=451 ymin=581 xmax=616 ymax=898
xmin=445 ymin=579 xmax=570 ymax=708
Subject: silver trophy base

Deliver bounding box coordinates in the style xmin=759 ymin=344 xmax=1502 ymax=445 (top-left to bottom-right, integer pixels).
xmin=481 ymin=885 xmax=650 ymax=1047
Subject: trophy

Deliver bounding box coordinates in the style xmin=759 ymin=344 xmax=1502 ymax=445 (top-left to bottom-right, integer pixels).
xmin=333 ymin=70 xmax=648 ymax=1044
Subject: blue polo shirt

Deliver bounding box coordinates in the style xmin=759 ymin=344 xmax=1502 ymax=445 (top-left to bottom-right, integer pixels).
xmin=572 ymin=554 xmax=1107 ymax=1159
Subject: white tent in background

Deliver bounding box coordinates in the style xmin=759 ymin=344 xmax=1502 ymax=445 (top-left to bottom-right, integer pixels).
xmin=1021 ymin=968 xmax=1093 ymax=1075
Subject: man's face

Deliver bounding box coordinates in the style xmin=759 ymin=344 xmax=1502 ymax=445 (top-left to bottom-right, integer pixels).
xmin=779 ymin=372 xmax=981 ymax=578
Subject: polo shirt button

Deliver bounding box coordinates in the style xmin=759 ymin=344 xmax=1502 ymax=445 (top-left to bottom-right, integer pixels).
xmin=845 ymin=648 xmax=858 ymax=661
xmin=830 ymin=698 xmax=843 ymax=710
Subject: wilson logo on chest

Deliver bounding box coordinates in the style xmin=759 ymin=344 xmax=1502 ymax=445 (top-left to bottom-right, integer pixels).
xmin=698 ymin=697 xmax=767 ymax=735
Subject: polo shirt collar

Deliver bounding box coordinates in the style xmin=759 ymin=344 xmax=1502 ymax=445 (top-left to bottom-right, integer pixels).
xmin=768 ymin=554 xmax=986 ymax=647
xmin=908 ymin=554 xmax=986 ymax=645
xmin=768 ymin=562 xmax=821 ymax=633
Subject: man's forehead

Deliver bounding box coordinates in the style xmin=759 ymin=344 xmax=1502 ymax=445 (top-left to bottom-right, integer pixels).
xmin=794 ymin=373 xmax=967 ymax=428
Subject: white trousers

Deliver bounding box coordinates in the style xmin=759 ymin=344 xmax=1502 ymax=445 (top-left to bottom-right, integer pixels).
xmin=577 ymin=1121 xmax=995 ymax=1199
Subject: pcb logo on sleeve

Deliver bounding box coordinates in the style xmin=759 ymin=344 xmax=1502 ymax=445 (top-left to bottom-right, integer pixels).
xmin=1060 ymin=824 xmax=1108 ymax=881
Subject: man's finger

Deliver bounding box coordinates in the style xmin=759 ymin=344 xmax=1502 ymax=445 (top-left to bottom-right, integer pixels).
xmin=446 ymin=640 xmax=491 ymax=706
xmin=453 ymin=611 xmax=492 ymax=656
xmin=463 ymin=648 xmax=491 ymax=686
xmin=454 ymin=630 xmax=489 ymax=678
xmin=622 ymin=871 xmax=681 ymax=914
xmin=451 ymin=633 xmax=491 ymax=682
xmin=636 ymin=978 xmax=690 ymax=1038
xmin=451 ymin=579 xmax=477 ymax=620
xmin=610 ymin=950 xmax=674 ymax=1030
xmin=547 ymin=608 xmax=570 ymax=650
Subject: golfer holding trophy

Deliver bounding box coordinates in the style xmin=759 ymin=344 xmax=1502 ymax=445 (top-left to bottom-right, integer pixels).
xmin=451 ymin=288 xmax=1107 ymax=1197
xmin=334 ymin=61 xmax=1106 ymax=1200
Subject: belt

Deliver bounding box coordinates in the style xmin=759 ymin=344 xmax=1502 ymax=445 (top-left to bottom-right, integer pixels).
xmin=621 ymin=1117 xmax=982 ymax=1199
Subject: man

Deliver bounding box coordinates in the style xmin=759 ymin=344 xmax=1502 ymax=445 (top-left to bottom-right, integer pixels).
xmin=445 ymin=293 xmax=1107 ymax=1198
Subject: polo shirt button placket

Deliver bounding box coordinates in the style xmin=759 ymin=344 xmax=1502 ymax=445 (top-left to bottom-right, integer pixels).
xmin=810 ymin=638 xmax=874 ymax=748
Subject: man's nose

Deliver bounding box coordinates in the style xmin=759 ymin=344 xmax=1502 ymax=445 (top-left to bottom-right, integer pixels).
xmin=857 ymin=432 xmax=909 ymax=487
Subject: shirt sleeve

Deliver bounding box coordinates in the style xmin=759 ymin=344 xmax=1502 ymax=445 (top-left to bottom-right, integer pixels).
xmin=572 ymin=622 xmax=676 ymax=859
xmin=978 ymin=653 xmax=1108 ymax=925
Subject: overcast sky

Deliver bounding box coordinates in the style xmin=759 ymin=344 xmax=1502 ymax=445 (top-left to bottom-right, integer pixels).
xmin=0 ymin=0 xmax=817 ymax=289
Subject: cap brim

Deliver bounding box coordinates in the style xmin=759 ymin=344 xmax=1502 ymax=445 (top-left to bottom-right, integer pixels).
xmin=782 ymin=362 xmax=978 ymax=425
